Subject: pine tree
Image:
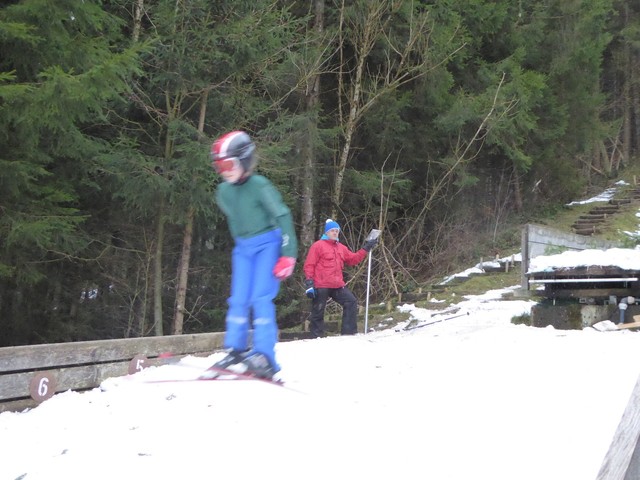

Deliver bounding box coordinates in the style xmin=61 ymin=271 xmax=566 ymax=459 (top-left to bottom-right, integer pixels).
xmin=0 ymin=1 xmax=142 ymax=344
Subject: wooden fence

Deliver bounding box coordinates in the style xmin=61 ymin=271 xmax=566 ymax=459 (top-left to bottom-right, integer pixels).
xmin=0 ymin=332 xmax=225 ymax=413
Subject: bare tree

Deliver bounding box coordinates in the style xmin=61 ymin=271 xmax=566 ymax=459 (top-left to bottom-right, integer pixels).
xmin=331 ymin=0 xmax=464 ymax=212
xmin=397 ymin=73 xmax=508 ymax=246
xmin=172 ymin=92 xmax=209 ymax=335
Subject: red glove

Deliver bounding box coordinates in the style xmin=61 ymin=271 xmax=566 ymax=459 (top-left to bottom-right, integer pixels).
xmin=273 ymin=257 xmax=296 ymax=280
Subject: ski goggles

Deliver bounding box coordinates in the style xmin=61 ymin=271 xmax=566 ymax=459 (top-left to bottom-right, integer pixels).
xmin=212 ymin=156 xmax=240 ymax=174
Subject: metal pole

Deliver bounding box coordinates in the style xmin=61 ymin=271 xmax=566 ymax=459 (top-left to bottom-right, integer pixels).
xmin=364 ymin=250 xmax=373 ymax=334
xmin=362 ymin=228 xmax=380 ymax=335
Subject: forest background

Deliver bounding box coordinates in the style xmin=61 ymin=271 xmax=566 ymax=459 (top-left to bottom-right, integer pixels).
xmin=1 ymin=0 xmax=639 ymax=346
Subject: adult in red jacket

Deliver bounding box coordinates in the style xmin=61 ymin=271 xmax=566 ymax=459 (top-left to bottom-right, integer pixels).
xmin=303 ymin=219 xmax=378 ymax=337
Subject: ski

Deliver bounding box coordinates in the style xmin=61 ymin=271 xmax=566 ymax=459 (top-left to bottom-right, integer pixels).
xmin=198 ymin=365 xmax=285 ymax=387
xmin=130 ymin=365 xmax=285 ymax=387
xmin=135 ymin=373 xmax=254 ymax=384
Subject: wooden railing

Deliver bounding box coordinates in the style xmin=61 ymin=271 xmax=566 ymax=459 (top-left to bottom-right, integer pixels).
xmin=0 ymin=332 xmax=225 ymax=413
xmin=597 ymin=373 xmax=640 ymax=480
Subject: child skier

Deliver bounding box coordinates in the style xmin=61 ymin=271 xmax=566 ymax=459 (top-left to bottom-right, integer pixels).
xmin=208 ymin=130 xmax=297 ymax=379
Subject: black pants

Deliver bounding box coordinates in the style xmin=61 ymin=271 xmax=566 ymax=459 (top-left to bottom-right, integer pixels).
xmin=310 ymin=287 xmax=358 ymax=337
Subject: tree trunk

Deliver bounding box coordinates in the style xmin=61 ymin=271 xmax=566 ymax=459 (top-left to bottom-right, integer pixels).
xmin=152 ymin=209 xmax=165 ymax=336
xmin=300 ymin=0 xmax=324 ymax=250
xmin=632 ymin=49 xmax=640 ymax=160
xmin=132 ymin=0 xmax=144 ymax=43
xmin=300 ymin=118 xmax=317 ymax=249
xmin=172 ymin=206 xmax=194 ymax=335
xmin=511 ymin=165 xmax=523 ymax=213
xmin=622 ymin=3 xmax=632 ymax=166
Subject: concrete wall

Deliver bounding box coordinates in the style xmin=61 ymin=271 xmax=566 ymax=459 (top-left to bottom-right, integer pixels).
xmin=530 ymin=303 xmax=640 ymax=329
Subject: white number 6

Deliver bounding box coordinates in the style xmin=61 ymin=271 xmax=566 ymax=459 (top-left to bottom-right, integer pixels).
xmin=29 ymin=372 xmax=57 ymax=403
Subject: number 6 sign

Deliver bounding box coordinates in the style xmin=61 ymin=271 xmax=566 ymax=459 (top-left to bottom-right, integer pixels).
xmin=29 ymin=372 xmax=57 ymax=403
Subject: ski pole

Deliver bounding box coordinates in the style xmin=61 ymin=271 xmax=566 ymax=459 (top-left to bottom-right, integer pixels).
xmin=363 ymin=229 xmax=381 ymax=334
xmin=401 ymin=312 xmax=469 ymax=331
xmin=364 ymin=249 xmax=373 ymax=334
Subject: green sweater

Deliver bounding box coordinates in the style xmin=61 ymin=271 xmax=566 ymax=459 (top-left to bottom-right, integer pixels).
xmin=216 ymin=175 xmax=298 ymax=258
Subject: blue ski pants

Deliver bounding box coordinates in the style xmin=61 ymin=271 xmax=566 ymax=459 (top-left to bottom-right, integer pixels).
xmin=224 ymin=229 xmax=282 ymax=371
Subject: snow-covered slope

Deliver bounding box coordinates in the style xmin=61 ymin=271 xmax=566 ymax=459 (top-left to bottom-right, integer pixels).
xmin=1 ymin=284 xmax=639 ymax=480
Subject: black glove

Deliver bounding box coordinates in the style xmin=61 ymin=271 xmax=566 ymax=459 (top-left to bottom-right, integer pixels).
xmin=363 ymin=237 xmax=379 ymax=252
xmin=304 ymin=279 xmax=316 ymax=298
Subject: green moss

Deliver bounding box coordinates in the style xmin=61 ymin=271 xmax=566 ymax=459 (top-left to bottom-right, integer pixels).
xmin=565 ymin=305 xmax=585 ymax=330
xmin=445 ymin=270 xmax=521 ymax=297
xmin=511 ymin=313 xmax=531 ymax=326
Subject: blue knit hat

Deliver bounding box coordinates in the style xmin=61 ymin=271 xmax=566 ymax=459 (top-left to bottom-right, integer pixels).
xmin=324 ymin=219 xmax=340 ymax=233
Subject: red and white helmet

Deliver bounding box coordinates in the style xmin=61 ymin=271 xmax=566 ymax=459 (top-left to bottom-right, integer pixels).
xmin=210 ymin=131 xmax=256 ymax=174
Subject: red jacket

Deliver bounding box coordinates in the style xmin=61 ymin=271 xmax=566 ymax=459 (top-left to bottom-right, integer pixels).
xmin=303 ymin=239 xmax=368 ymax=288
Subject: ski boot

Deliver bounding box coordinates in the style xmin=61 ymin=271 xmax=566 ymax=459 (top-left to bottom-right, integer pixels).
xmin=199 ymin=350 xmax=247 ymax=379
xmin=227 ymin=352 xmax=276 ymax=379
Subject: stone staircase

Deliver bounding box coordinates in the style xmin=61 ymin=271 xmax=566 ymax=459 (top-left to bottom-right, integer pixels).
xmin=571 ymin=185 xmax=640 ymax=236
xmin=571 ymin=201 xmax=628 ymax=235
